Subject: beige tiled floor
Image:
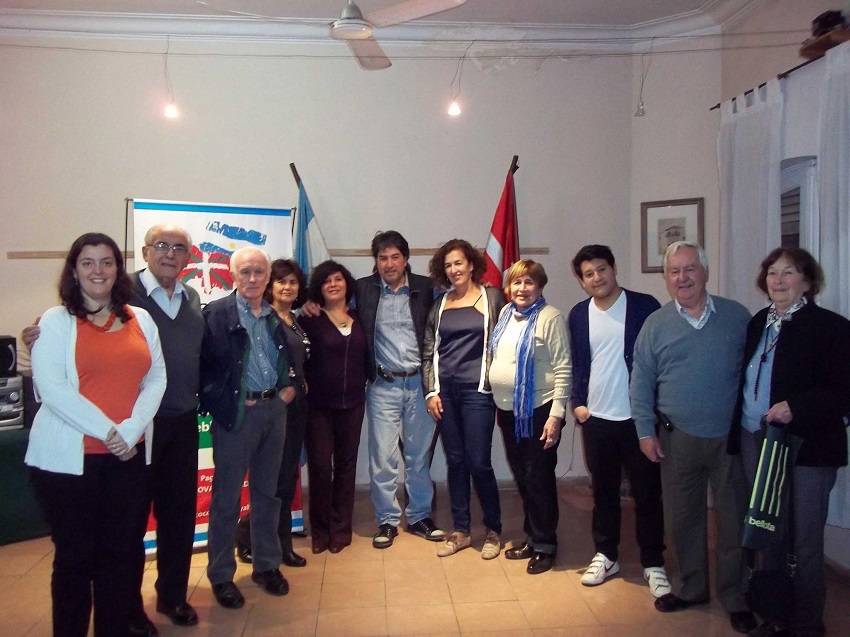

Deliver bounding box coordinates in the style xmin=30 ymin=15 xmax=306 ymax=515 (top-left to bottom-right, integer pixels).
xmin=2 ymin=481 xmax=849 ymax=636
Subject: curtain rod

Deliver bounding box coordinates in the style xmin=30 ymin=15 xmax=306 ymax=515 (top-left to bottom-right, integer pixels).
xmin=708 ymin=55 xmax=820 ymax=111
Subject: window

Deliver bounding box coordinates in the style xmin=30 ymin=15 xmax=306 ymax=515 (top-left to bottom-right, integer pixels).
xmin=780 ymin=157 xmax=818 ymax=255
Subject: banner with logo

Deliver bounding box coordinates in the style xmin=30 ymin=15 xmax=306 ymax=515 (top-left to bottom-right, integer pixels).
xmin=130 ymin=199 xmax=303 ymax=552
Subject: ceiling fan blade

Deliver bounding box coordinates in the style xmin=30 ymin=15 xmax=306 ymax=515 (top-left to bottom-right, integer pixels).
xmin=366 ymin=0 xmax=468 ymax=28
xmin=347 ymin=38 xmax=392 ymax=70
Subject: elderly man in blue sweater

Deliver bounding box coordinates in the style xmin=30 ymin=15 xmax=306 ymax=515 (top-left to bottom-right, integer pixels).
xmin=630 ymin=241 xmax=756 ymax=634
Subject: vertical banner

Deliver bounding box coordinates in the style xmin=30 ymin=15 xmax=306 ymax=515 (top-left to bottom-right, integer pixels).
xmin=130 ymin=199 xmax=303 ymax=551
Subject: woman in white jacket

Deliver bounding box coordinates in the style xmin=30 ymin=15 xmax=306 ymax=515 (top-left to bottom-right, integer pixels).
xmin=27 ymin=232 xmax=165 ymax=637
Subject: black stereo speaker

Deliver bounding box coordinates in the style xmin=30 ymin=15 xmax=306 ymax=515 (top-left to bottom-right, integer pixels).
xmin=0 ymin=336 xmax=17 ymax=377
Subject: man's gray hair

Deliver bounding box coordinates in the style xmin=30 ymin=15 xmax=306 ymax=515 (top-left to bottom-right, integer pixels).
xmin=144 ymin=224 xmax=193 ymax=248
xmin=230 ymin=246 xmax=272 ymax=275
xmin=663 ymin=241 xmax=709 ymax=275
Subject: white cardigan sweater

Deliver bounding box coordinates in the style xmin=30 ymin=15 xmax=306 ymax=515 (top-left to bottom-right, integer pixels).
xmin=26 ymin=304 xmax=166 ymax=475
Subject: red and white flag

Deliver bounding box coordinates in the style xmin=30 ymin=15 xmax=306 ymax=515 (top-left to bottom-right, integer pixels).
xmin=482 ymin=170 xmax=519 ymax=288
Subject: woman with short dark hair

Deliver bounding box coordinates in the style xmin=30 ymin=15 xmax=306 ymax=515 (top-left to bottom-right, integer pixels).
xmin=298 ymin=260 xmax=368 ymax=554
xmin=730 ymin=247 xmax=850 ymax=637
xmin=27 ymin=232 xmax=166 ymax=637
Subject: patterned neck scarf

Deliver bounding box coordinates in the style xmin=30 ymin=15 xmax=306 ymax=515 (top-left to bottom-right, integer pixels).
xmin=765 ymin=296 xmax=807 ymax=332
xmin=490 ymin=295 xmax=547 ymax=440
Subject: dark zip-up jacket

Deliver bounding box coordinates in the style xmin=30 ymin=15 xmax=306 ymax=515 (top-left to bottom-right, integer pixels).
xmin=199 ymin=292 xmax=291 ymax=431
xmin=355 ymin=272 xmax=435 ymax=382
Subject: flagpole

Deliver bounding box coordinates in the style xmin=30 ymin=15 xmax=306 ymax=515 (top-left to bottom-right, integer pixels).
xmin=290 ymin=162 xmax=302 ymax=187
xmin=289 ymin=162 xmax=302 ymax=238
xmin=508 ymin=155 xmax=520 ymax=257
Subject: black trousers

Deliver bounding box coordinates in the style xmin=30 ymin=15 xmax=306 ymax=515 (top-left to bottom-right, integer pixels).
xmin=277 ymin=395 xmax=308 ymax=547
xmin=31 ymin=448 xmax=149 ymax=637
xmin=133 ymin=411 xmax=199 ymax=610
xmin=304 ymin=404 xmax=365 ymax=547
xmin=496 ymin=403 xmax=560 ymax=554
xmin=581 ymin=415 xmax=665 ymax=566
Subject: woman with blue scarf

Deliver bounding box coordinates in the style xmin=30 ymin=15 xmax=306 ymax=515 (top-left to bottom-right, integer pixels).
xmin=490 ymin=260 xmax=571 ymax=574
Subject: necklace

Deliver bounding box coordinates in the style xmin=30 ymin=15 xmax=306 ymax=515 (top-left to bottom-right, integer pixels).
xmin=89 ymin=310 xmax=118 ymax=333
xmin=752 ymin=326 xmax=779 ymax=400
xmin=325 ymin=308 xmax=349 ymax=328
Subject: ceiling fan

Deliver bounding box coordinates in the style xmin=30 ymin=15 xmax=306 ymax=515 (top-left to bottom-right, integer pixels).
xmin=329 ymin=0 xmax=468 ymax=70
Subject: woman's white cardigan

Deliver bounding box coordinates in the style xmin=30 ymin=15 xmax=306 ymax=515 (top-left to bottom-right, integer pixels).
xmin=25 ymin=304 xmax=166 ymax=475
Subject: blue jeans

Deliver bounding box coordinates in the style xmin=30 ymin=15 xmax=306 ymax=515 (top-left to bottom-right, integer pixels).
xmin=208 ymin=398 xmax=286 ymax=584
xmin=438 ymin=382 xmax=501 ymax=534
xmin=367 ymin=372 xmax=436 ymax=527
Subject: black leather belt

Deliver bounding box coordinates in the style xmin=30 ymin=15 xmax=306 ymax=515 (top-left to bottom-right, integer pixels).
xmin=245 ymin=388 xmax=277 ymax=400
xmin=378 ymin=366 xmax=420 ymax=381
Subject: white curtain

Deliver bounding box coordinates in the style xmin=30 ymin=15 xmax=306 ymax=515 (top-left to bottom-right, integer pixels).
xmin=818 ymin=41 xmax=850 ymax=529
xmin=717 ymin=79 xmax=783 ymax=313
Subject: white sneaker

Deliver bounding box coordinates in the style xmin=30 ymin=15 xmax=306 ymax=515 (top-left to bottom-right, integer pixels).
xmin=643 ymin=566 xmax=672 ymax=598
xmin=581 ymin=552 xmax=620 ymax=586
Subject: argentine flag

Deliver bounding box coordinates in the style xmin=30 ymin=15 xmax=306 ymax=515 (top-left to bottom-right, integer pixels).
xmin=293 ymin=182 xmax=330 ymax=282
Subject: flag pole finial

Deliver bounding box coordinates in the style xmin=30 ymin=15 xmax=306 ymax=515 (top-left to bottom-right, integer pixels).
xmin=509 ymin=155 xmax=519 ymax=175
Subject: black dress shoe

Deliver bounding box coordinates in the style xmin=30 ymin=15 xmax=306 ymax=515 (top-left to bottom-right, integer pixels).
xmin=282 ymin=549 xmax=307 ymax=567
xmin=128 ymin=613 xmax=159 ymax=637
xmin=312 ymin=539 xmax=328 ymax=554
xmin=505 ymin=543 xmax=533 ymax=560
xmin=527 ymin=552 xmax=554 ymax=575
xmin=155 ymin=600 xmax=198 ymax=627
xmin=730 ymin=611 xmax=758 ymax=634
xmin=328 ymin=542 xmax=346 ymax=554
xmin=654 ymin=593 xmax=710 ymax=613
xmin=212 ymin=581 xmax=245 ymax=609
xmin=251 ymin=569 xmax=289 ymax=596
xmin=236 ymin=544 xmax=252 ymax=564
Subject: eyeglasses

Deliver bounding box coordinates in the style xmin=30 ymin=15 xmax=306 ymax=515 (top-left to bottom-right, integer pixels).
xmin=148 ymin=241 xmax=189 ymax=255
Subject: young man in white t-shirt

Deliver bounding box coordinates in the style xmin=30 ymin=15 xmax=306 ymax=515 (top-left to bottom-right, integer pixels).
xmin=567 ymin=245 xmax=669 ymax=600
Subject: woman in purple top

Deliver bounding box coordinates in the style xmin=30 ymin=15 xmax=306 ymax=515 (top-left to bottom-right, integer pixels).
xmin=298 ymin=260 xmax=368 ymax=555
xmin=422 ymin=239 xmax=506 ymax=559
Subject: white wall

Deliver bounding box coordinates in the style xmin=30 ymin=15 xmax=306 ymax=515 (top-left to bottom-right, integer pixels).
xmin=629 ymin=42 xmax=722 ymax=299
xmin=0 ymin=35 xmax=635 ymax=482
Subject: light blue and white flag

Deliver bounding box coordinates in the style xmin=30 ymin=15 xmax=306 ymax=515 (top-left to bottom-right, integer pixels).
xmin=293 ymin=182 xmax=330 ymax=282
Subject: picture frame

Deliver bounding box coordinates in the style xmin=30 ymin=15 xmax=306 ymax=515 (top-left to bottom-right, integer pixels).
xmin=640 ymin=197 xmax=704 ymax=273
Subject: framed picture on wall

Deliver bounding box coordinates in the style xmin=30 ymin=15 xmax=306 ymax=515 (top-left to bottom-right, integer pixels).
xmin=640 ymin=197 xmax=705 ymax=273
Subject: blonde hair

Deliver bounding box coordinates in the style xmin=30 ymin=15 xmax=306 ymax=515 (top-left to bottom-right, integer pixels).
xmin=503 ymin=260 xmax=548 ymax=297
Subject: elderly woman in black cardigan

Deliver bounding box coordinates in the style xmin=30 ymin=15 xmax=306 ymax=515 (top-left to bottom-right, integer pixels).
xmin=729 ymin=247 xmax=850 ymax=637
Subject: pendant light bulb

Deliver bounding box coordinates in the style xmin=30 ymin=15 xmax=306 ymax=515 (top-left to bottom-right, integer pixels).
xmin=447 ymin=100 xmax=461 ymax=117
xmin=634 ymin=101 xmax=646 ymax=117
xmin=164 ymin=102 xmax=179 ymax=119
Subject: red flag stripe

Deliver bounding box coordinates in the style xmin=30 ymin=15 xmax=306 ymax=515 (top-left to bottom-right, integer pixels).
xmin=482 ymin=170 xmax=519 ymax=289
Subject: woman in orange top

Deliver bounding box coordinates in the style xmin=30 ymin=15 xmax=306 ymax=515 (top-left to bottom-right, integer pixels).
xmin=26 ymin=233 xmax=166 ymax=637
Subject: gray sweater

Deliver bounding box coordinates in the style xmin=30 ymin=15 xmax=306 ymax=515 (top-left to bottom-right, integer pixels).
xmin=629 ymin=297 xmax=750 ymax=439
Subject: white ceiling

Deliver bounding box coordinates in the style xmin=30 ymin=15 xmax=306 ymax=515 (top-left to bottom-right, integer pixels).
xmin=0 ymin=0 xmax=760 ymax=43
